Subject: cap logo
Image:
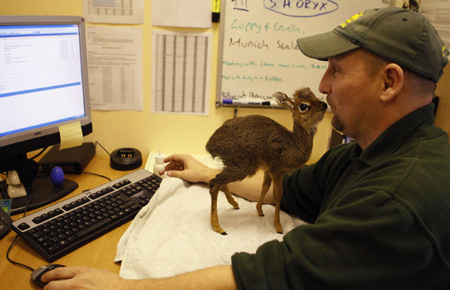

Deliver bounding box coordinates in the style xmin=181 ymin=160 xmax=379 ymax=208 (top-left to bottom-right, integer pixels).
xmin=443 ymin=45 xmax=449 ymax=57
xmin=340 ymin=11 xmax=364 ymax=29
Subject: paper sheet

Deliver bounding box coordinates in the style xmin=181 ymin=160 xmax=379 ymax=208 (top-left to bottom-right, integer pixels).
xmin=151 ymin=0 xmax=212 ymax=28
xmin=86 ymin=26 xmax=143 ymax=111
xmin=151 ymin=31 xmax=212 ymax=115
xmin=83 ymin=0 xmax=144 ymax=24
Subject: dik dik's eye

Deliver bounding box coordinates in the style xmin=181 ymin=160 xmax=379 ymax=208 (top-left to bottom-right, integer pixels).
xmin=299 ymin=103 xmax=311 ymax=112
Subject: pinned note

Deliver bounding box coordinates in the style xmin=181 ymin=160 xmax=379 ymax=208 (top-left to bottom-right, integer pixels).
xmin=59 ymin=121 xmax=83 ymax=150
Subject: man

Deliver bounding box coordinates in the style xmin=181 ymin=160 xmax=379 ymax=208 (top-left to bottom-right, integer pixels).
xmin=42 ymin=7 xmax=450 ymax=289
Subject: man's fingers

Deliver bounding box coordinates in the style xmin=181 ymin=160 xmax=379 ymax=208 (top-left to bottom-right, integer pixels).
xmin=41 ymin=266 xmax=78 ymax=283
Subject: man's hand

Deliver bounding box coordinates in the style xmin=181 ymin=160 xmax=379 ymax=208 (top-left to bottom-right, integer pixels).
xmin=42 ymin=266 xmax=130 ymax=290
xmin=164 ymin=154 xmax=221 ymax=183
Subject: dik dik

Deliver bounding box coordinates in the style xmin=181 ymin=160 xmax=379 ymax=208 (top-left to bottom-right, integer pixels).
xmin=206 ymin=87 xmax=327 ymax=235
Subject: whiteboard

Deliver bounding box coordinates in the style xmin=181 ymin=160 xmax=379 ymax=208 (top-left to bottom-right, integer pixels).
xmin=216 ymin=0 xmax=389 ymax=107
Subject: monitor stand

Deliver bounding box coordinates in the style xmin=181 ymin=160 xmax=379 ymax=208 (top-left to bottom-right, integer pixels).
xmin=7 ymin=175 xmax=78 ymax=215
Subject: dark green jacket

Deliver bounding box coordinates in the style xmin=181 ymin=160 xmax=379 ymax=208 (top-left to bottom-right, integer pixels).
xmin=232 ymin=104 xmax=450 ymax=289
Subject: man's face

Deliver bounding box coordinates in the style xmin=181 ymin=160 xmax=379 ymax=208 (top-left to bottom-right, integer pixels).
xmin=318 ymin=49 xmax=383 ymax=140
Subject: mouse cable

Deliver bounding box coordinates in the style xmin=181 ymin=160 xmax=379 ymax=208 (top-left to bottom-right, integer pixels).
xmin=6 ymin=196 xmax=36 ymax=273
xmin=6 ymin=235 xmax=35 ymax=272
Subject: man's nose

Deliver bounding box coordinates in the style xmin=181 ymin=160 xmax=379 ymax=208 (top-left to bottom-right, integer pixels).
xmin=318 ymin=64 xmax=331 ymax=95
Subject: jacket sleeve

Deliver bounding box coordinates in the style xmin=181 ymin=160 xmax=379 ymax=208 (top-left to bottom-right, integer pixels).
xmin=280 ymin=163 xmax=324 ymax=223
xmin=280 ymin=144 xmax=354 ymax=223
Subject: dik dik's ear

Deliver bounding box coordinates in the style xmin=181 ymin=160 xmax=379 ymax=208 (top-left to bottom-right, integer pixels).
xmin=273 ymin=92 xmax=294 ymax=111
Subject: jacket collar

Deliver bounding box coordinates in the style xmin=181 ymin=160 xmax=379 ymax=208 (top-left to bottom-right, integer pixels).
xmin=350 ymin=104 xmax=435 ymax=167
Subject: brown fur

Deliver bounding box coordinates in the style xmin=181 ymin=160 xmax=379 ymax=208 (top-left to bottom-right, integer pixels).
xmin=206 ymin=87 xmax=327 ymax=234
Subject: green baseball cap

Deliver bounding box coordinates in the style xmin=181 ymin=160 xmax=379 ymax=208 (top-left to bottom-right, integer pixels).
xmin=297 ymin=7 xmax=449 ymax=82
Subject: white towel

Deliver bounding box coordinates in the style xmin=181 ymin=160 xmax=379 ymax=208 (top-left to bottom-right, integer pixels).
xmin=115 ymin=177 xmax=305 ymax=279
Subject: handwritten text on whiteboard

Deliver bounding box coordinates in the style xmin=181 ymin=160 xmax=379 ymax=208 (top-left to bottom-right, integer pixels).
xmin=264 ymin=0 xmax=339 ymax=17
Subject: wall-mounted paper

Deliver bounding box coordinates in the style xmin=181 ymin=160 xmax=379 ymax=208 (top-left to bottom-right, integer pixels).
xmin=83 ymin=0 xmax=144 ymax=24
xmin=86 ymin=26 xmax=143 ymax=111
xmin=151 ymin=0 xmax=211 ymax=28
xmin=151 ymin=31 xmax=212 ymax=116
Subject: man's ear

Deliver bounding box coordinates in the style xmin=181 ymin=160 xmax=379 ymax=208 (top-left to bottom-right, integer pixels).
xmin=381 ymin=63 xmax=403 ymax=102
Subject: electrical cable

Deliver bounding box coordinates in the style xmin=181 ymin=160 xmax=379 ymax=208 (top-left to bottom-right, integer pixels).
xmin=6 ymin=197 xmax=36 ymax=272
xmin=94 ymin=141 xmax=111 ymax=156
xmin=6 ymin=235 xmax=35 ymax=272
xmin=81 ymin=171 xmax=112 ymax=182
xmin=29 ymin=147 xmax=47 ymax=160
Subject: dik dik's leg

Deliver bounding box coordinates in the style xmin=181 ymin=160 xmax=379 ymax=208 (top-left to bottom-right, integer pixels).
xmin=210 ymin=185 xmax=227 ymax=235
xmin=272 ymin=175 xmax=284 ymax=234
xmin=256 ymin=171 xmax=272 ymax=217
xmin=222 ymin=185 xmax=239 ymax=209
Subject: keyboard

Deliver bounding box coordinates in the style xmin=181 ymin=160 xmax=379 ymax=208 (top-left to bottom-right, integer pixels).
xmin=11 ymin=169 xmax=162 ymax=262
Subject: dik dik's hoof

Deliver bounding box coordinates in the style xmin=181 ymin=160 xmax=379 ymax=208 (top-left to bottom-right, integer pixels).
xmin=256 ymin=206 xmax=264 ymax=217
xmin=212 ymin=224 xmax=227 ymax=235
xmin=215 ymin=228 xmax=227 ymax=235
xmin=276 ymin=225 xmax=283 ymax=234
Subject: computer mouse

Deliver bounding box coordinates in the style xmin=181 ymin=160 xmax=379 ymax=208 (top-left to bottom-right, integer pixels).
xmin=30 ymin=264 xmax=66 ymax=288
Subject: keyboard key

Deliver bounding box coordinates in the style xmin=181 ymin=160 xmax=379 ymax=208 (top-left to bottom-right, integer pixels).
xmin=18 ymin=223 xmax=30 ymax=230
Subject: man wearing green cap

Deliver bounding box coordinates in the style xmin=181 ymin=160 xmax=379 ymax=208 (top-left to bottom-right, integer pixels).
xmin=42 ymin=7 xmax=450 ymax=290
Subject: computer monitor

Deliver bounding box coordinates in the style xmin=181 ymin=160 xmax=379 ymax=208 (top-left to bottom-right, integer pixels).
xmin=0 ymin=16 xmax=93 ymax=214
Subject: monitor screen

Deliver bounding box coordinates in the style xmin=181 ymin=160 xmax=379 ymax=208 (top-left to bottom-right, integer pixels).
xmin=0 ymin=15 xmax=92 ymax=160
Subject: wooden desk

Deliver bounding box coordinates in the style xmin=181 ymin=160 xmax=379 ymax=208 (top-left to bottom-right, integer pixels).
xmin=0 ymin=154 xmax=144 ymax=289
